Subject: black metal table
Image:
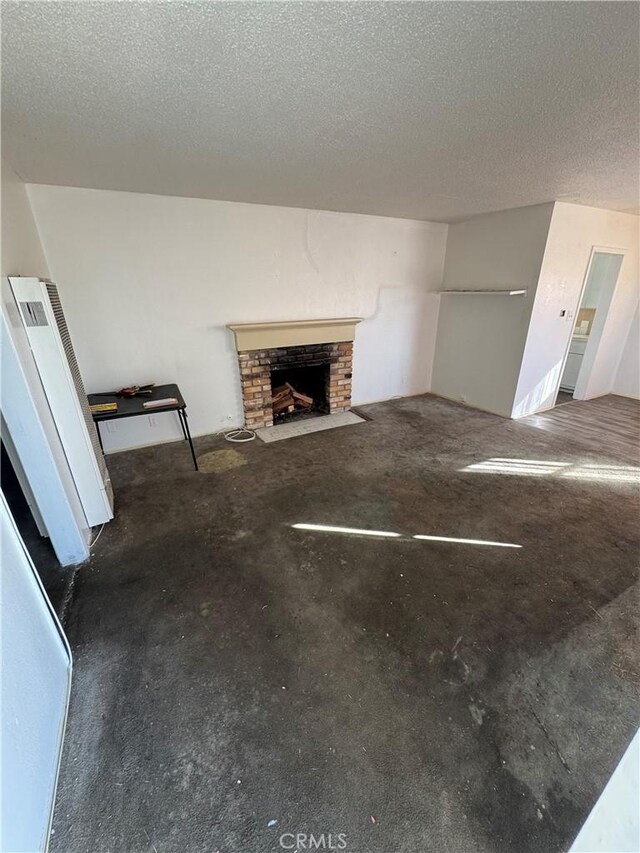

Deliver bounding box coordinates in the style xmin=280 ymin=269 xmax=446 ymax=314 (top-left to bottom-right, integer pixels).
xmin=88 ymin=383 xmax=198 ymax=471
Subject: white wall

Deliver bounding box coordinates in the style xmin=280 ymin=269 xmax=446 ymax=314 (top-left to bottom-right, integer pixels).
xmin=0 ymin=494 xmax=72 ymax=853
xmin=612 ymin=305 xmax=640 ymax=399
xmin=1 ymin=162 xmax=49 ymax=278
xmin=431 ymin=204 xmax=554 ymax=416
xmin=27 ymin=184 xmax=448 ymax=452
xmin=570 ymin=729 xmax=639 ymax=853
xmin=513 ymin=203 xmax=639 ymax=416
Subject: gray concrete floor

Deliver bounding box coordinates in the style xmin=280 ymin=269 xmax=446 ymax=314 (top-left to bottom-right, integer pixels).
xmin=51 ymin=395 xmax=639 ymax=853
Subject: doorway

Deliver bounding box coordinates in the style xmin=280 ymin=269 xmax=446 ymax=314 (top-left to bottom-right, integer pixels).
xmin=0 ymin=441 xmax=66 ymax=611
xmin=555 ymin=250 xmax=624 ymax=406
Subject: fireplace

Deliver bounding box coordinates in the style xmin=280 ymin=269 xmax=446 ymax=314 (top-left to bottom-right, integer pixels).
xmin=228 ymin=319 xmax=361 ymax=430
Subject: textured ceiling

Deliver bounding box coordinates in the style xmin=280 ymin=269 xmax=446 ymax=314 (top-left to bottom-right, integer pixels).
xmin=2 ymin=2 xmax=638 ymax=222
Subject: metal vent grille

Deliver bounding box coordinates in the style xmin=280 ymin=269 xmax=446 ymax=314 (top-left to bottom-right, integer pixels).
xmin=45 ymin=283 xmax=113 ymax=496
xmin=20 ymin=301 xmax=49 ymax=327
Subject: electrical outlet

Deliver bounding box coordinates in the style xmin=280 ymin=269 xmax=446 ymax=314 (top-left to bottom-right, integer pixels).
xmin=149 ymin=415 xmax=159 ymax=428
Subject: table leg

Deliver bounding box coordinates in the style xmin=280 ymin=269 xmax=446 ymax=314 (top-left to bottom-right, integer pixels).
xmin=180 ymin=408 xmax=198 ymax=471
xmin=177 ymin=408 xmax=188 ymax=441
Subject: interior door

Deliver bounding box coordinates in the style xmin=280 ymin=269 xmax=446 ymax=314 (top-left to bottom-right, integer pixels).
xmin=0 ymin=492 xmax=72 ymax=852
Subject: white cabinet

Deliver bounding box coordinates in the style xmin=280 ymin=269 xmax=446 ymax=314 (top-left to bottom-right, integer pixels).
xmin=560 ymin=336 xmax=588 ymax=391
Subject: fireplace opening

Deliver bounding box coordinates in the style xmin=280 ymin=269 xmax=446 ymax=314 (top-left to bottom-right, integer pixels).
xmin=270 ymin=363 xmax=330 ymax=423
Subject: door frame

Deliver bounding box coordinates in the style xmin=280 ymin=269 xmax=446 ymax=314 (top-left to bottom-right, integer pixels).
xmin=554 ymin=245 xmax=626 ymax=404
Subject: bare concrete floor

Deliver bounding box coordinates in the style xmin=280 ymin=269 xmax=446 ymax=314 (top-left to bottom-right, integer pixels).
xmin=51 ymin=395 xmax=639 ymax=853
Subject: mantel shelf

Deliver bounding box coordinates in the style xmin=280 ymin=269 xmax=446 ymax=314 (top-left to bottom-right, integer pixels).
xmin=438 ymin=289 xmax=527 ymax=296
xmin=228 ymin=317 xmax=363 ymax=350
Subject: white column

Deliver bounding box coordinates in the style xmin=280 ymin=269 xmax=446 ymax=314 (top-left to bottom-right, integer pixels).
xmin=1 ymin=285 xmax=90 ymax=565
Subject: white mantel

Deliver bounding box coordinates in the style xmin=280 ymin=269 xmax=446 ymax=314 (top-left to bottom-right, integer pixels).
xmin=228 ymin=318 xmax=362 ymax=351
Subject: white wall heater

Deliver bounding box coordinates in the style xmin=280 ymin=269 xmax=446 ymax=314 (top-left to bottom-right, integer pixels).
xmin=7 ymin=277 xmax=114 ymax=528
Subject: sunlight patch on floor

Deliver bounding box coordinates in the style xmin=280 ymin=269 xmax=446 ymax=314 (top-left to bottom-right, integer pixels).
xmin=292 ymin=523 xmax=521 ymax=548
xmin=461 ymin=458 xmax=640 ymax=483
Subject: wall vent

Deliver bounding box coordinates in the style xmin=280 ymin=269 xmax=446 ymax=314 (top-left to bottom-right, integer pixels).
xmin=45 ymin=283 xmax=113 ymax=496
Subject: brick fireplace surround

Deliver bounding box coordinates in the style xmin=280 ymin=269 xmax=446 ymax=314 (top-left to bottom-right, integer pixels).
xmin=228 ymin=319 xmax=361 ymax=430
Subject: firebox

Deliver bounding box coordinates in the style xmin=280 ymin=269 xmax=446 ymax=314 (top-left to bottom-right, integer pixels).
xmin=270 ymin=362 xmax=330 ymax=423
xmin=234 ymin=340 xmax=354 ymax=430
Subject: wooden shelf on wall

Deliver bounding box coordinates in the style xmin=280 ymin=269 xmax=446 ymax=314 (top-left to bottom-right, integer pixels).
xmin=438 ymin=289 xmax=527 ymax=296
